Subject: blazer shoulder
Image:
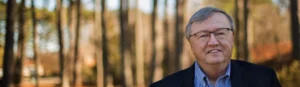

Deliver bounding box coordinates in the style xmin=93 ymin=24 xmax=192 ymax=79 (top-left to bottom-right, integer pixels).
xmin=150 ymin=67 xmax=191 ymax=87
xmin=232 ymin=60 xmax=281 ymax=87
xmin=232 ymin=60 xmax=274 ymax=72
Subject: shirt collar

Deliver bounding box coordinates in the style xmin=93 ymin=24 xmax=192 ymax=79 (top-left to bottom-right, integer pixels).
xmin=194 ymin=61 xmax=231 ymax=80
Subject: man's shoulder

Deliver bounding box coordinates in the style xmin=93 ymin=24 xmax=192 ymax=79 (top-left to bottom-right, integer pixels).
xmin=150 ymin=67 xmax=192 ymax=87
xmin=232 ymin=60 xmax=277 ymax=80
xmin=232 ymin=60 xmax=281 ymax=87
xmin=232 ymin=60 xmax=275 ymax=73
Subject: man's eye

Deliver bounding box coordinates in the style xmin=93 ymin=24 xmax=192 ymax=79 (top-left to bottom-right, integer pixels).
xmin=216 ymin=32 xmax=225 ymax=35
xmin=199 ymin=35 xmax=209 ymax=38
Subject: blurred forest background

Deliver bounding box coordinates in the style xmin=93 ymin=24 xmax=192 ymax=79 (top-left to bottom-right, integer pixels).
xmin=0 ymin=0 xmax=300 ymax=87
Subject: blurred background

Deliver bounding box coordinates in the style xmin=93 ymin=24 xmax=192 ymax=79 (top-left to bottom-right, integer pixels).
xmin=0 ymin=0 xmax=300 ymax=87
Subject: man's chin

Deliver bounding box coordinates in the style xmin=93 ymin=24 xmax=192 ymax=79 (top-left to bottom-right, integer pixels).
xmin=205 ymin=58 xmax=225 ymax=65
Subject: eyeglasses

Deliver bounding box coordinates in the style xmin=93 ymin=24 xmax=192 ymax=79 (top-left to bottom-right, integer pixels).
xmin=189 ymin=28 xmax=233 ymax=42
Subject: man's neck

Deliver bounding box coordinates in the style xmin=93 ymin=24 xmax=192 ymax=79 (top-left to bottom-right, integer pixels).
xmin=197 ymin=61 xmax=229 ymax=81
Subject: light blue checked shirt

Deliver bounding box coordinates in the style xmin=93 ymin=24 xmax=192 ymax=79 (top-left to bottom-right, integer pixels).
xmin=194 ymin=62 xmax=231 ymax=87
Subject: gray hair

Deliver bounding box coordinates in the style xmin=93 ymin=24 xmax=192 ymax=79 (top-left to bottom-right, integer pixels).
xmin=186 ymin=7 xmax=235 ymax=39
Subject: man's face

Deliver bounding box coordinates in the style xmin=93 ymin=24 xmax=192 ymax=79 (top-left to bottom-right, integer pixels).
xmin=189 ymin=12 xmax=234 ymax=65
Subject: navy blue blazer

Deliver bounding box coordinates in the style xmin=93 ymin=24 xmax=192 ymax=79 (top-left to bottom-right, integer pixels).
xmin=150 ymin=60 xmax=281 ymax=87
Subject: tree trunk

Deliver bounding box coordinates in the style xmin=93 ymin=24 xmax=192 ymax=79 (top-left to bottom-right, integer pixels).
xmin=149 ymin=0 xmax=164 ymax=84
xmin=290 ymin=0 xmax=300 ymax=60
xmin=73 ymin=0 xmax=82 ymax=86
xmin=243 ymin=0 xmax=249 ymax=61
xmin=163 ymin=0 xmax=171 ymax=77
xmin=149 ymin=0 xmax=158 ymax=84
xmin=234 ymin=0 xmax=240 ymax=60
xmin=31 ymin=0 xmax=40 ymax=86
xmin=135 ymin=0 xmax=145 ymax=87
xmin=120 ymin=0 xmax=133 ymax=87
xmin=14 ymin=0 xmax=26 ymax=86
xmin=67 ymin=0 xmax=76 ymax=83
xmin=101 ymin=0 xmax=108 ymax=86
xmin=175 ymin=0 xmax=185 ymax=71
xmin=94 ymin=0 xmax=104 ymax=87
xmin=56 ymin=0 xmax=69 ymax=87
xmin=2 ymin=0 xmax=16 ymax=87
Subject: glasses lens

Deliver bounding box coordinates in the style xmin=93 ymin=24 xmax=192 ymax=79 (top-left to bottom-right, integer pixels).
xmin=215 ymin=29 xmax=229 ymax=39
xmin=196 ymin=32 xmax=209 ymax=41
xmin=192 ymin=28 xmax=231 ymax=42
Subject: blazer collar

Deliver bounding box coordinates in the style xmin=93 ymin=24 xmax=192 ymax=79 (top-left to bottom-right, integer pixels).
xmin=181 ymin=63 xmax=195 ymax=87
xmin=230 ymin=60 xmax=246 ymax=87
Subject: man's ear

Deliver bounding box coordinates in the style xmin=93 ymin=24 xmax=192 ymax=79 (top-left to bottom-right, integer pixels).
xmin=187 ymin=38 xmax=193 ymax=45
xmin=231 ymin=32 xmax=235 ymax=40
xmin=187 ymin=38 xmax=191 ymax=43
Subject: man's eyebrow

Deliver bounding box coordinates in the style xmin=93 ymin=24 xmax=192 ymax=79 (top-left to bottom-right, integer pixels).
xmin=194 ymin=28 xmax=229 ymax=33
xmin=193 ymin=30 xmax=208 ymax=34
xmin=195 ymin=29 xmax=207 ymax=32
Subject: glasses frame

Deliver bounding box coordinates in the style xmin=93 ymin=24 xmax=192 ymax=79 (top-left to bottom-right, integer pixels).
xmin=189 ymin=28 xmax=233 ymax=40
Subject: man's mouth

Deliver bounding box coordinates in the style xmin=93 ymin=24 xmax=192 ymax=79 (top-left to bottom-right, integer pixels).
xmin=207 ymin=49 xmax=222 ymax=53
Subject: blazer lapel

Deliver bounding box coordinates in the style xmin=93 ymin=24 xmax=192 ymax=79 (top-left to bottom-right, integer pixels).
xmin=181 ymin=64 xmax=195 ymax=87
xmin=230 ymin=60 xmax=247 ymax=87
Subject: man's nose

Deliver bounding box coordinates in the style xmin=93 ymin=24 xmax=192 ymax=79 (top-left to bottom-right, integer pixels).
xmin=207 ymin=33 xmax=219 ymax=46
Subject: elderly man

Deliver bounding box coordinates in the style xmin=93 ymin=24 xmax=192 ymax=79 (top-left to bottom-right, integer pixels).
xmin=150 ymin=7 xmax=281 ymax=87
